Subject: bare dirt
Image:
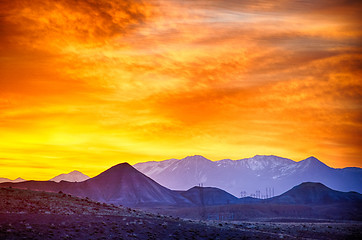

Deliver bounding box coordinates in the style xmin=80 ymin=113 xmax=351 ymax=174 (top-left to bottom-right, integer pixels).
xmin=0 ymin=187 xmax=361 ymax=239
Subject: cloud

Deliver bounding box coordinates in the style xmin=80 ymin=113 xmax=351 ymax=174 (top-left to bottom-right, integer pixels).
xmin=1 ymin=0 xmax=362 ymax=179
xmin=0 ymin=0 xmax=152 ymax=49
xmin=190 ymin=0 xmax=362 ymax=15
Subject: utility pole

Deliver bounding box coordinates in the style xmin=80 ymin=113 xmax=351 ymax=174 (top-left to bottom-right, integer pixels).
xmin=199 ymin=183 xmax=206 ymax=220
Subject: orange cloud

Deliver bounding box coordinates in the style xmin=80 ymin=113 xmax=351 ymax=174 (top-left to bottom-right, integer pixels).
xmin=0 ymin=0 xmax=361 ymax=179
xmin=0 ymin=0 xmax=152 ymax=47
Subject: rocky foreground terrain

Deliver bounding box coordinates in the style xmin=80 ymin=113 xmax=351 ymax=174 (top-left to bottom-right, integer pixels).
xmin=0 ymin=187 xmax=361 ymax=239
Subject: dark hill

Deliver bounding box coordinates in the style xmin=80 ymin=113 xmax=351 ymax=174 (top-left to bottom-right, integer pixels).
xmin=237 ymin=196 xmax=262 ymax=204
xmin=77 ymin=163 xmax=193 ymax=206
xmin=177 ymin=186 xmax=238 ymax=206
xmin=268 ymin=182 xmax=362 ymax=205
xmin=158 ymin=183 xmax=362 ymax=221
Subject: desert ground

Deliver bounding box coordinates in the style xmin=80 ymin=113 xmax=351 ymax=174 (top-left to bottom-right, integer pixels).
xmin=0 ymin=187 xmax=361 ymax=240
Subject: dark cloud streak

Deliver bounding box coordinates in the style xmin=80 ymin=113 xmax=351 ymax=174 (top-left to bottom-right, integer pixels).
xmin=0 ymin=0 xmax=152 ymax=48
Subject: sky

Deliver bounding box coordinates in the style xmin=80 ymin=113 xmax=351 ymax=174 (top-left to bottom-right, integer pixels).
xmin=1 ymin=0 xmax=361 ymax=179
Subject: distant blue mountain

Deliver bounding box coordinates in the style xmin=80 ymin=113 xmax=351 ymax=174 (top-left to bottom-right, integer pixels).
xmin=134 ymin=155 xmax=362 ymax=197
xmin=1 ymin=161 xmax=361 ymax=213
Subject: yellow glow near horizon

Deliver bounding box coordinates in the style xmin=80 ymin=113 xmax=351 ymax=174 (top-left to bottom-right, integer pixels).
xmin=0 ymin=0 xmax=361 ymax=180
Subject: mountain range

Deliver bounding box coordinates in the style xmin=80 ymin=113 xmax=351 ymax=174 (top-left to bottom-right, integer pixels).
xmin=166 ymin=182 xmax=362 ymax=221
xmin=0 ymin=163 xmax=192 ymax=207
xmin=0 ymin=171 xmax=89 ymax=184
xmin=0 ymin=160 xmax=361 ymax=211
xmin=134 ymin=155 xmax=362 ymax=197
xmin=3 ymin=155 xmax=361 ymax=198
xmin=0 ymin=177 xmax=25 ymax=184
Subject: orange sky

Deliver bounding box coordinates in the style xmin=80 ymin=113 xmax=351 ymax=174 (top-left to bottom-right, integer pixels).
xmin=1 ymin=0 xmax=361 ymax=180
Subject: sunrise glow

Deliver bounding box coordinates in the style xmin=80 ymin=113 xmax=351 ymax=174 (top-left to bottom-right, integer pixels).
xmin=1 ymin=0 xmax=361 ymax=179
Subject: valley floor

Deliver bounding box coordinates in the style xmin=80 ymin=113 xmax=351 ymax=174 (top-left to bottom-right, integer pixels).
xmin=0 ymin=213 xmax=361 ymax=240
xmin=0 ymin=187 xmax=361 ymax=240
xmin=0 ymin=213 xmax=250 ymax=240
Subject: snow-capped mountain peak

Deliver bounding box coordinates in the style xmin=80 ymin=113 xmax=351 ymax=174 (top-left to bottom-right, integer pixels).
xmin=298 ymin=156 xmax=331 ymax=169
xmin=133 ymin=155 xmax=362 ymax=197
xmin=181 ymin=155 xmax=211 ymax=163
xmin=134 ymin=158 xmax=179 ymax=176
xmin=49 ymin=170 xmax=90 ymax=182
xmin=236 ymin=155 xmax=295 ymax=171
